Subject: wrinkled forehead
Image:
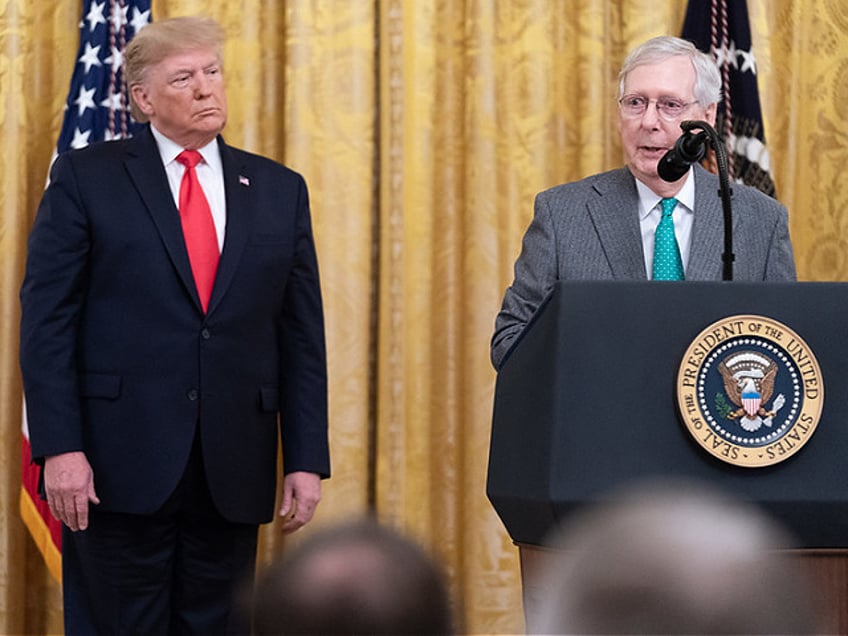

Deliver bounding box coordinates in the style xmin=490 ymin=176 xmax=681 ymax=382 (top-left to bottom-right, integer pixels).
xmin=621 ymin=55 xmax=697 ymax=98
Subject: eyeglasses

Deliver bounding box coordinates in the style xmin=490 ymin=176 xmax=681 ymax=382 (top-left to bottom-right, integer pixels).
xmin=618 ymin=94 xmax=696 ymax=121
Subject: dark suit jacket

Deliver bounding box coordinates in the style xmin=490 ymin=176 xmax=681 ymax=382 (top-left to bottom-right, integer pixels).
xmin=20 ymin=126 xmax=329 ymax=525
xmin=491 ymin=164 xmax=797 ymax=369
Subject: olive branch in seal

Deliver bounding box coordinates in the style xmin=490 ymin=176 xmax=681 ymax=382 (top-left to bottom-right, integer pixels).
xmin=714 ymin=393 xmax=733 ymax=419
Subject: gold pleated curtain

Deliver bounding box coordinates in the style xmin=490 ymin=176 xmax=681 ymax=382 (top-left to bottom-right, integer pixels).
xmin=1 ymin=1 xmax=847 ymax=633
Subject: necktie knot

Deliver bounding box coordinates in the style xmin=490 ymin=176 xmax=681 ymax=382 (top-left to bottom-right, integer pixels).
xmin=177 ymin=149 xmax=203 ymax=170
xmin=660 ymin=197 xmax=678 ymax=219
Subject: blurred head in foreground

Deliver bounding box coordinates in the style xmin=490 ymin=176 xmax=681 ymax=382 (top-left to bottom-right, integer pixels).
xmin=253 ymin=519 xmax=455 ymax=635
xmin=535 ymin=480 xmax=818 ymax=635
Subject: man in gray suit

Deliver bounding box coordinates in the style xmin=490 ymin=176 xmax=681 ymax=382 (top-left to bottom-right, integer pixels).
xmin=491 ymin=36 xmax=796 ymax=369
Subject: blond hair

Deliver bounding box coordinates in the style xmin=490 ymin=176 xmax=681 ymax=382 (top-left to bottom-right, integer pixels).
xmin=125 ymin=15 xmax=225 ymax=122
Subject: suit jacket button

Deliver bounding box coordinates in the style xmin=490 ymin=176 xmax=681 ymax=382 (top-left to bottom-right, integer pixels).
xmin=187 ymin=389 xmax=199 ymax=401
xmin=201 ymin=328 xmax=211 ymax=340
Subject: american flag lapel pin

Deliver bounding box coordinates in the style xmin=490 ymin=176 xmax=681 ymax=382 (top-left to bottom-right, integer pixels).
xmin=239 ymin=175 xmax=250 ymax=186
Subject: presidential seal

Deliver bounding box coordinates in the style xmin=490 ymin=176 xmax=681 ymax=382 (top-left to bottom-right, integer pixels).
xmin=677 ymin=315 xmax=823 ymax=467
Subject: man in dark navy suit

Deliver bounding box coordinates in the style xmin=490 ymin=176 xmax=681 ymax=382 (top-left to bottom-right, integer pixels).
xmin=20 ymin=15 xmax=329 ymax=635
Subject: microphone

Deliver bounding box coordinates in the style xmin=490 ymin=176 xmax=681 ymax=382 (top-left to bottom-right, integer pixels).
xmin=657 ymin=128 xmax=709 ymax=182
xmin=654 ymin=120 xmax=735 ymax=280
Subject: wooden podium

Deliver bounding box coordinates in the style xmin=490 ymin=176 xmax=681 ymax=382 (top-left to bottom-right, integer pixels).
xmin=487 ymin=281 xmax=848 ymax=632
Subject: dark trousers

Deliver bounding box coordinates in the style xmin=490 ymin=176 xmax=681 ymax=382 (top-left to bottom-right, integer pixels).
xmin=62 ymin=438 xmax=259 ymax=635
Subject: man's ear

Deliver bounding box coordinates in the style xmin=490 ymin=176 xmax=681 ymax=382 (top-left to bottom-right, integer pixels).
xmin=131 ymin=84 xmax=154 ymax=117
xmin=704 ymin=102 xmax=718 ymax=127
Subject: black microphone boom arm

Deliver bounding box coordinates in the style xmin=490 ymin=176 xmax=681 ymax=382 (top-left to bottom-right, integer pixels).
xmin=658 ymin=120 xmax=735 ymax=281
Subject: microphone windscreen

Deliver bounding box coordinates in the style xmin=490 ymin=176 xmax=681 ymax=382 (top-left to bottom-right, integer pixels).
xmin=657 ymin=150 xmax=691 ymax=182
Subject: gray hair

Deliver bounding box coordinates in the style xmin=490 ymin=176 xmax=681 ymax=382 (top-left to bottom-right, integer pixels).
xmin=618 ymin=35 xmax=722 ymax=106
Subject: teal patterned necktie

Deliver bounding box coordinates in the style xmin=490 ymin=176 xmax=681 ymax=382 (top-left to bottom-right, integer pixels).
xmin=652 ymin=197 xmax=684 ymax=281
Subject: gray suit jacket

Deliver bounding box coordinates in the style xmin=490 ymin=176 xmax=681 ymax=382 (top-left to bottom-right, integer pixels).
xmin=491 ymin=164 xmax=797 ymax=369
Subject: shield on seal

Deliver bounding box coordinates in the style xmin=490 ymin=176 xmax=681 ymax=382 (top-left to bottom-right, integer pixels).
xmin=741 ymin=389 xmax=761 ymax=417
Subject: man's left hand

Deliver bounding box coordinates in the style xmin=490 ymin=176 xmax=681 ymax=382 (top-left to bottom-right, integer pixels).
xmin=279 ymin=471 xmax=321 ymax=533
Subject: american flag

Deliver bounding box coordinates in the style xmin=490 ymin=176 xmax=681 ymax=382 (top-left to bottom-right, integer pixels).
xmin=21 ymin=0 xmax=152 ymax=584
xmin=55 ymin=0 xmax=151 ymax=153
xmin=682 ymin=0 xmax=777 ymax=196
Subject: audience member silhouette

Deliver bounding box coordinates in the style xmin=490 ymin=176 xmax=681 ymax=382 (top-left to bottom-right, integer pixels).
xmin=533 ymin=480 xmax=818 ymax=635
xmin=252 ymin=519 xmax=456 ymax=635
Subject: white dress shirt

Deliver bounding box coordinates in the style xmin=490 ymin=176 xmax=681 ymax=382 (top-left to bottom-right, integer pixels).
xmin=636 ymin=168 xmax=695 ymax=279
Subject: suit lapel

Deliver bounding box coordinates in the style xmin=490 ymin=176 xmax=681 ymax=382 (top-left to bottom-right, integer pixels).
xmin=686 ymin=165 xmax=731 ymax=280
xmin=124 ymin=128 xmax=201 ymax=309
xmin=206 ymin=138 xmax=252 ymax=315
xmin=587 ymin=168 xmax=648 ymax=280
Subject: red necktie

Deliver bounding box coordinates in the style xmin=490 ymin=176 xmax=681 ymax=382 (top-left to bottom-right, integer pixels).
xmin=176 ymin=150 xmax=219 ymax=312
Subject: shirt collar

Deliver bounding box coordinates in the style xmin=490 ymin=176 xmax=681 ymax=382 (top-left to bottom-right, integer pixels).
xmin=635 ymin=167 xmax=696 ymax=220
xmin=150 ymin=124 xmax=221 ymax=172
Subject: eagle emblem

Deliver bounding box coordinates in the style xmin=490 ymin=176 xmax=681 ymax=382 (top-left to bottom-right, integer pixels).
xmin=718 ymin=351 xmax=786 ymax=432
xmin=678 ymin=315 xmax=823 ymax=467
